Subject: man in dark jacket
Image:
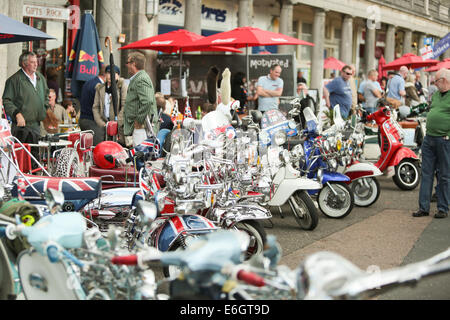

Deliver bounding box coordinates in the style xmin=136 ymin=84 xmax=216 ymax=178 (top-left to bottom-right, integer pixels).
xmin=79 ymin=64 xmax=106 ymax=145
xmin=2 ymin=51 xmax=49 ymax=144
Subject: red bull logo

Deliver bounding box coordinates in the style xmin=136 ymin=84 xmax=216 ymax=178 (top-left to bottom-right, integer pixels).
xmin=79 ymin=50 xmax=95 ymax=63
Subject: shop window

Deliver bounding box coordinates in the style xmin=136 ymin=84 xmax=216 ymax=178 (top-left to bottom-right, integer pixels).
xmin=23 ymin=17 xmax=65 ymax=102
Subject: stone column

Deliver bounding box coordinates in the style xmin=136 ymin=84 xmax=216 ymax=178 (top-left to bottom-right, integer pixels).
xmin=403 ymin=29 xmax=412 ymax=54
xmin=122 ymin=0 xmax=158 ymax=83
xmin=364 ymin=21 xmax=376 ymax=75
xmin=278 ymin=1 xmax=294 ymax=54
xmin=184 ymin=0 xmax=202 ymax=35
xmin=418 ymin=33 xmax=427 ymax=86
xmin=310 ymin=9 xmax=325 ymax=91
xmin=238 ymin=0 xmax=253 ymax=27
xmin=385 ymin=24 xmax=396 ymax=63
xmin=7 ymin=0 xmax=24 ymax=79
xmin=96 ymin=0 xmax=123 ymax=67
xmin=340 ymin=15 xmax=353 ymax=65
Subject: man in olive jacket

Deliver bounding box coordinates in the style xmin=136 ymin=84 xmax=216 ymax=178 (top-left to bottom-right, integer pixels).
xmin=2 ymin=51 xmax=49 ymax=143
xmin=123 ymin=52 xmax=159 ymax=147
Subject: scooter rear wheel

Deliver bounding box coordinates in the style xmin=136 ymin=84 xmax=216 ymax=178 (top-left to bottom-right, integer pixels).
xmin=288 ymin=190 xmax=319 ymax=230
xmin=393 ymin=159 xmax=420 ymax=190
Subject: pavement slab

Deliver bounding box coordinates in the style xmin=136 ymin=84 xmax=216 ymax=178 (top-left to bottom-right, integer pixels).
xmin=280 ymin=209 xmax=433 ymax=271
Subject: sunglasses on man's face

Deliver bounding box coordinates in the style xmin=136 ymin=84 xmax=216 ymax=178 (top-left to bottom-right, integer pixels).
xmin=344 ymin=71 xmax=352 ymax=76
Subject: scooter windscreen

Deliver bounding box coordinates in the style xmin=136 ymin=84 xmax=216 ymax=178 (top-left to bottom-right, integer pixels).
xmin=200 ymin=110 xmax=236 ymax=148
xmin=303 ymin=107 xmax=319 ymax=134
xmin=259 ymin=109 xmax=297 ymax=146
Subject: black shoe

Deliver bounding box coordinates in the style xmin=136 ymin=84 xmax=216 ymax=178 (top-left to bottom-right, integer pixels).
xmin=431 ymin=193 xmax=437 ymax=202
xmin=412 ymin=210 xmax=429 ymax=217
xmin=434 ymin=211 xmax=448 ymax=219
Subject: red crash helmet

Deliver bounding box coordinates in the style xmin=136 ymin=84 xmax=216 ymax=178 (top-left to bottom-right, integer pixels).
xmin=93 ymin=141 xmax=126 ymax=169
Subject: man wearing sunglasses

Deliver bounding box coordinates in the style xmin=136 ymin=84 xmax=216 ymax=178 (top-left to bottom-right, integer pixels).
xmin=323 ymin=65 xmax=353 ymax=118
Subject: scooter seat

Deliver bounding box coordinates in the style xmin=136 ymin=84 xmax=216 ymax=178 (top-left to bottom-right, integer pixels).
xmin=11 ymin=174 xmax=101 ymax=201
xmin=89 ymin=165 xmax=139 ymax=185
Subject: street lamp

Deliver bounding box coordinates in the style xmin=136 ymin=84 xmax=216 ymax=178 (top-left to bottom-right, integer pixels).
xmin=146 ymin=0 xmax=159 ymax=21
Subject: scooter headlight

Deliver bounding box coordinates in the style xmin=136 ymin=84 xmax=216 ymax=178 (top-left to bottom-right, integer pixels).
xmin=336 ymin=139 xmax=342 ymax=152
xmin=274 ymin=130 xmax=287 ymax=146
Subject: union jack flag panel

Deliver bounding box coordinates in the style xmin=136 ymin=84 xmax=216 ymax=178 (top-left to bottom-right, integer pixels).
xmin=11 ymin=174 xmax=101 ymax=201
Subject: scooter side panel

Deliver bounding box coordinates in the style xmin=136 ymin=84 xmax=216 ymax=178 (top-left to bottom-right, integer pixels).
xmin=389 ymin=147 xmax=419 ymax=167
xmin=268 ymin=178 xmax=321 ymax=206
xmin=155 ymin=215 xmax=217 ymax=252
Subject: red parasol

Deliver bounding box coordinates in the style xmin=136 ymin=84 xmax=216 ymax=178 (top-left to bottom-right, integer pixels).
xmin=119 ymin=29 xmax=242 ymax=53
xmin=323 ymin=56 xmax=346 ymax=70
xmin=423 ymin=58 xmax=450 ymax=72
xmin=382 ymin=53 xmax=439 ymax=71
xmin=119 ymin=29 xmax=242 ymax=96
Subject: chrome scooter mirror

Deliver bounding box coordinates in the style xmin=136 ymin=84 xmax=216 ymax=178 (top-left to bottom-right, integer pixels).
xmin=44 ymin=188 xmax=65 ymax=214
xmin=136 ymin=200 xmax=157 ymax=226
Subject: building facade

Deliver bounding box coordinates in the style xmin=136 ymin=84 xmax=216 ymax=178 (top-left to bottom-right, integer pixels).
xmin=1 ymin=0 xmax=449 ymax=99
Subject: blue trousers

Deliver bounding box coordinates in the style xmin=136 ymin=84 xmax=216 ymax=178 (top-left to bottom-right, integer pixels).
xmin=419 ymin=135 xmax=450 ymax=213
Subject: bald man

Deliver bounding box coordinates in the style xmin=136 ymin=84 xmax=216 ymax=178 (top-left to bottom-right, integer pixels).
xmin=386 ymin=65 xmax=408 ymax=109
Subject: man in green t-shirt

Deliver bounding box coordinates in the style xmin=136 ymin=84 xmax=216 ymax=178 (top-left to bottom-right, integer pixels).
xmin=413 ymin=68 xmax=450 ymax=219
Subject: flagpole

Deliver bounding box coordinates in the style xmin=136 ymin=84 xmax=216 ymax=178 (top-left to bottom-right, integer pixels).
xmin=179 ymin=49 xmax=183 ymax=97
xmin=246 ymin=44 xmax=249 ymax=91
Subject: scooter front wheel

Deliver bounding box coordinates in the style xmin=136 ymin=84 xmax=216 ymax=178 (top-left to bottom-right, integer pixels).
xmin=393 ymin=159 xmax=420 ymax=190
xmin=288 ymin=190 xmax=319 ymax=230
xmin=351 ymin=177 xmax=381 ymax=207
xmin=318 ymin=182 xmax=354 ymax=219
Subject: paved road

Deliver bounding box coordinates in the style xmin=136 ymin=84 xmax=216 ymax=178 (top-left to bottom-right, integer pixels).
xmin=267 ymin=174 xmax=450 ymax=300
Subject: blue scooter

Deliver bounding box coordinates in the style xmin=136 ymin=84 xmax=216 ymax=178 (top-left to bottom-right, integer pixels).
xmin=299 ymin=107 xmax=354 ymax=219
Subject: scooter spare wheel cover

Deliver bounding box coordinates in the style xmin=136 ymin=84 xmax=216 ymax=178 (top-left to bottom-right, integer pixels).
xmin=17 ymin=251 xmax=83 ymax=300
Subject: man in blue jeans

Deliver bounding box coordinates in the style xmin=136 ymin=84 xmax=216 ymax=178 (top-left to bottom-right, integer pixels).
xmin=323 ymin=65 xmax=353 ymax=118
xmin=413 ymin=68 xmax=450 ymax=219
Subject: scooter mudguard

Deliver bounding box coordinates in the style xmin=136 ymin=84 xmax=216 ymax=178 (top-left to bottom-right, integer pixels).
xmin=345 ymin=162 xmax=383 ymax=181
xmin=268 ymin=177 xmax=321 ymax=206
xmin=308 ymin=171 xmax=350 ymax=196
xmin=389 ymin=147 xmax=419 ymax=167
xmin=322 ymin=171 xmax=351 ymax=184
xmin=153 ymin=215 xmax=218 ymax=252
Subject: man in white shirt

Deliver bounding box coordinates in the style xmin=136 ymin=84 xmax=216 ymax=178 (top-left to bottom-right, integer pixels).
xmin=256 ymin=64 xmax=284 ymax=112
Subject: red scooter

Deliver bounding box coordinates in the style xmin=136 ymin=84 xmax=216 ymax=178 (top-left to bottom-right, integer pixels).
xmin=364 ymin=105 xmax=421 ymax=190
